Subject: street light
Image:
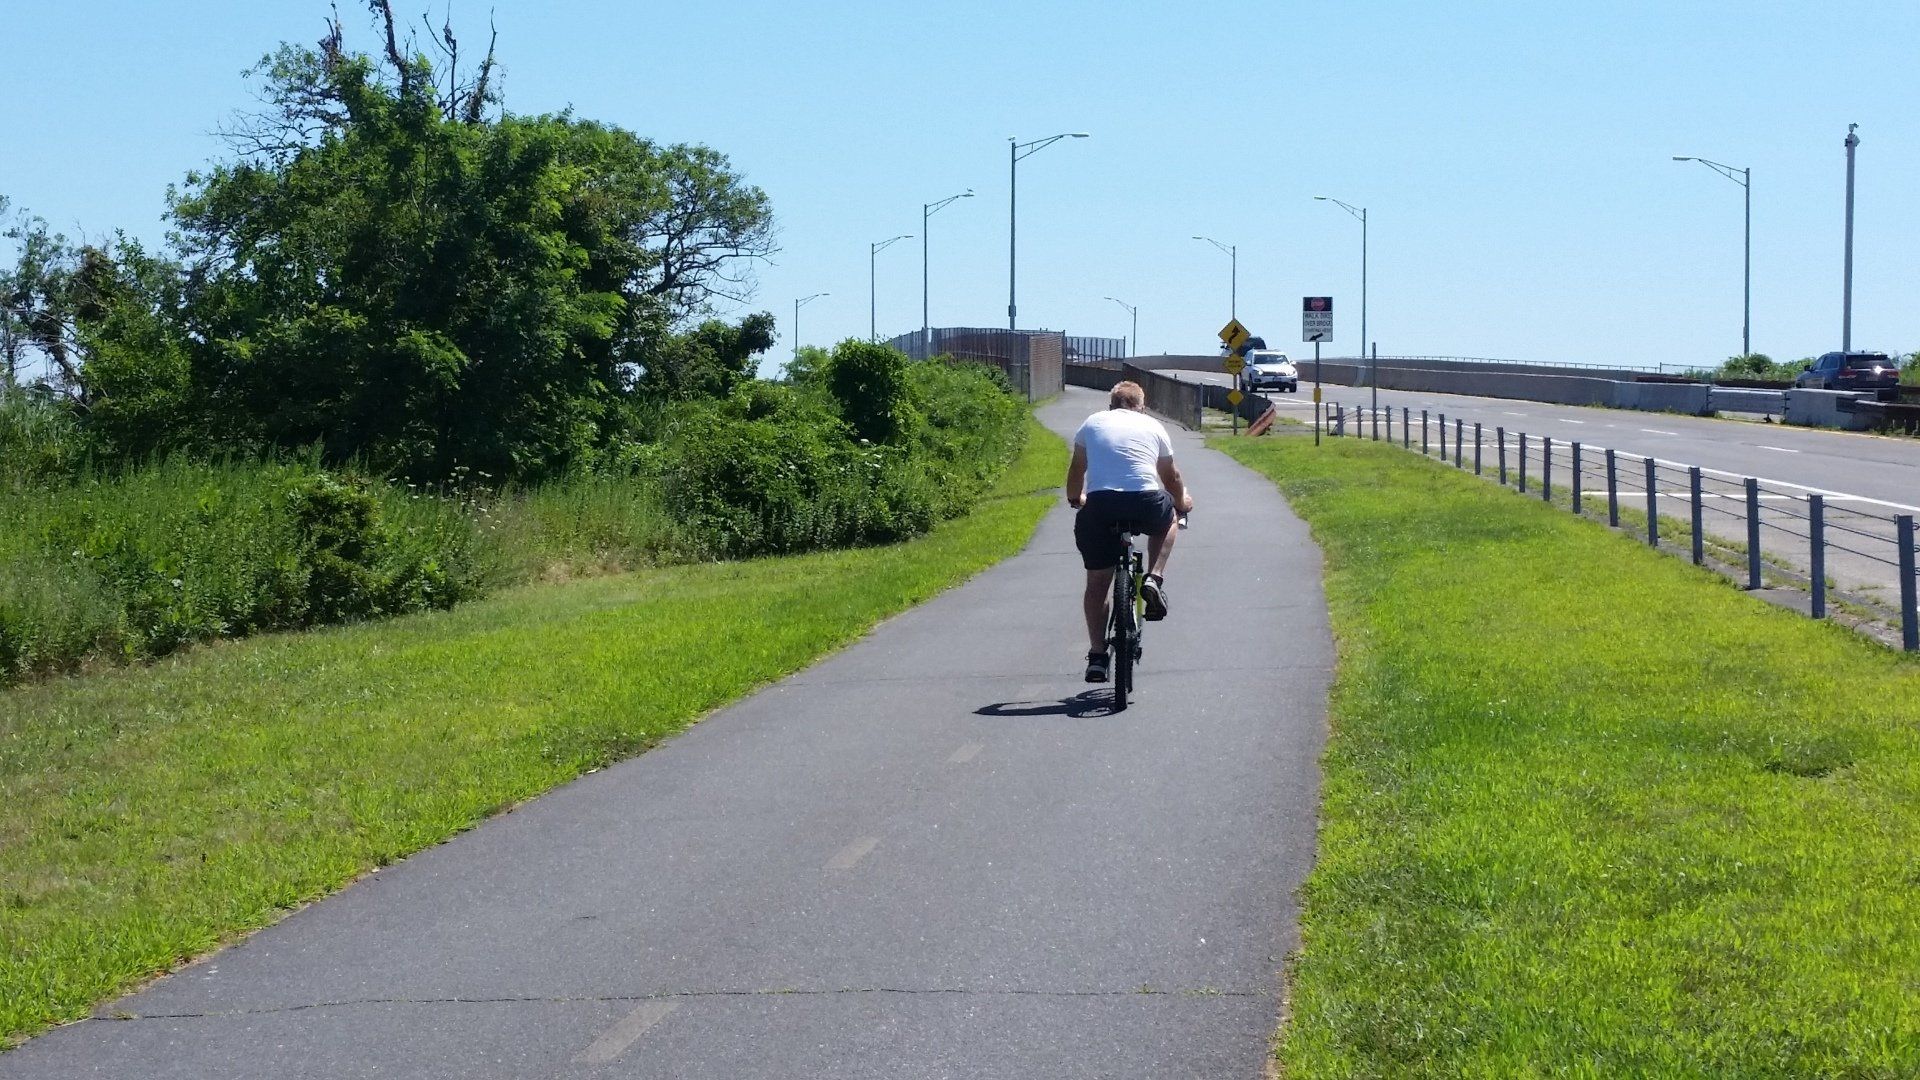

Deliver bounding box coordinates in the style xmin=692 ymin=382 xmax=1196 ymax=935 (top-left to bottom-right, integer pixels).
xmin=1191 ymin=236 xmax=1237 ymax=321
xmin=870 ymin=235 xmax=912 ymax=341
xmin=794 ymin=292 xmax=828 ymax=365
xmin=1673 ymin=155 xmax=1752 ymax=357
xmin=1104 ymin=296 xmax=1138 ymax=357
xmin=1315 ymin=196 xmax=1370 ymax=412
xmin=922 ymin=190 xmax=973 ymax=357
xmin=1008 ymin=132 xmax=1090 ymax=330
xmin=1841 ymin=124 xmax=1860 ymax=353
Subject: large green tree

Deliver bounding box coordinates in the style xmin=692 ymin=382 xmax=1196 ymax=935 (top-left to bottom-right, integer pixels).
xmin=98 ymin=2 xmax=779 ymax=479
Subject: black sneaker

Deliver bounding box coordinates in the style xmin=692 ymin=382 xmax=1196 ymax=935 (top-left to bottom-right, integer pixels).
xmin=1142 ymin=575 xmax=1169 ymax=621
xmin=1084 ymin=649 xmax=1111 ymax=683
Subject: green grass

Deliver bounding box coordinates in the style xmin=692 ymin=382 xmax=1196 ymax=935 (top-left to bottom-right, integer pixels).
xmin=0 ymin=417 xmax=1067 ymax=1048
xmin=1215 ymin=434 xmax=1920 ymax=1078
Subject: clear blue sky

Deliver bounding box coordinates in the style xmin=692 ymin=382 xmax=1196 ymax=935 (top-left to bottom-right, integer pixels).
xmin=3 ymin=1 xmax=1914 ymax=374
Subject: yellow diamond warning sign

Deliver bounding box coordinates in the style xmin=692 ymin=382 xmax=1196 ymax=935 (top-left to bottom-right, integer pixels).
xmin=1217 ymin=318 xmax=1249 ymax=352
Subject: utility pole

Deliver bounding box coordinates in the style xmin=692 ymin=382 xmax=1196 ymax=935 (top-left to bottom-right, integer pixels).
xmin=1842 ymin=124 xmax=1859 ymax=353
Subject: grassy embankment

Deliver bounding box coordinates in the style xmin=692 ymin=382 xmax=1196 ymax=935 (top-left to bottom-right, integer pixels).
xmin=1216 ymin=434 xmax=1919 ymax=1078
xmin=0 ymin=417 xmax=1067 ymax=1048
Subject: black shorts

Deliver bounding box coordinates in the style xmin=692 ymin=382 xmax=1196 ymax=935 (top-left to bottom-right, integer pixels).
xmin=1074 ymin=489 xmax=1176 ymax=570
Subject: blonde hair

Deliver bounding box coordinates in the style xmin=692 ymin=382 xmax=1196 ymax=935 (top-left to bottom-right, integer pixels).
xmin=1109 ymin=381 xmax=1146 ymax=410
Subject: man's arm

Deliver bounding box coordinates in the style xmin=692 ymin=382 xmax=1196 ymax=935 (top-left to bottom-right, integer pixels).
xmin=1157 ymin=456 xmax=1194 ymax=513
xmin=1066 ymin=444 xmax=1089 ymax=507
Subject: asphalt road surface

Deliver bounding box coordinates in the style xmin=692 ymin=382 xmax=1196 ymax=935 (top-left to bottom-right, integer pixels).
xmin=2 ymin=387 xmax=1331 ymax=1080
xmin=1176 ymin=370 xmax=1920 ymax=613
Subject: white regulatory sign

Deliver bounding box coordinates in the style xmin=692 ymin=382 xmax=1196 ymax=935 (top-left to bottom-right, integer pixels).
xmin=1302 ymin=296 xmax=1333 ymax=343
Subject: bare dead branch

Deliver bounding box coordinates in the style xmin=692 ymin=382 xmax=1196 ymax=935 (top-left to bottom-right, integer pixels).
xmin=463 ymin=16 xmax=497 ymax=124
xmin=368 ymin=0 xmax=409 ymax=96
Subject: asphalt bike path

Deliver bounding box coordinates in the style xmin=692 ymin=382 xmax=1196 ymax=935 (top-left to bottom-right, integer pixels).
xmin=3 ymin=386 xmax=1332 ymax=1079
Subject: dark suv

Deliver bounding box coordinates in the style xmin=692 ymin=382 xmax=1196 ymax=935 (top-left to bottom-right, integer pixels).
xmin=1795 ymin=352 xmax=1900 ymax=399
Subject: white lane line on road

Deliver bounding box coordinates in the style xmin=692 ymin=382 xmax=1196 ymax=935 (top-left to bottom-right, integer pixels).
xmin=1502 ymin=411 xmax=1527 ymax=416
xmin=948 ymin=742 xmax=985 ymax=764
xmin=1757 ymin=445 xmax=1801 ymax=453
xmin=1640 ymin=429 xmax=1680 ymax=436
xmin=576 ymin=1002 xmax=678 ymax=1065
xmin=826 ymin=835 xmax=881 ymax=871
xmin=1557 ymin=418 xmax=1586 ymax=424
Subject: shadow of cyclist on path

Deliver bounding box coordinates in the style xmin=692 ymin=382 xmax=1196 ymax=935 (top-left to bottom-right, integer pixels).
xmin=974 ymin=690 xmax=1119 ymax=719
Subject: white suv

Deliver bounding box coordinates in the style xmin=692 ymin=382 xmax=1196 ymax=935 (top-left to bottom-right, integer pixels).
xmin=1242 ymin=350 xmax=1298 ymax=393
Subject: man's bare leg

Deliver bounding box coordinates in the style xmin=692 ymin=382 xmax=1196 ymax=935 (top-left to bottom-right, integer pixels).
xmin=1084 ymin=568 xmax=1116 ymax=652
xmin=1146 ymin=519 xmax=1178 ymax=578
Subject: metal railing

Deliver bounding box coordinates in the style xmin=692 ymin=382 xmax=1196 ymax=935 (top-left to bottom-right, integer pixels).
xmin=1319 ymin=398 xmax=1920 ymax=650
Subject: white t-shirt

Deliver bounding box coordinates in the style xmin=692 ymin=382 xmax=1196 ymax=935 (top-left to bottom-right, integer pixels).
xmin=1073 ymin=408 xmax=1174 ymax=492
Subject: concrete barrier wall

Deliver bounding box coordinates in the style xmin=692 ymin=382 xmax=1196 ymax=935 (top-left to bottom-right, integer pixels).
xmin=1785 ymin=389 xmax=1875 ymax=431
xmin=1708 ymin=387 xmax=1787 ymax=416
xmin=1064 ymin=363 xmax=1122 ymax=391
xmin=1124 ymin=353 xmax=1654 ymax=381
xmin=1122 ymin=365 xmax=1204 ymax=430
xmin=1617 ymin=382 xmax=1712 ymax=415
xmin=1116 ymin=353 xmax=1868 ymax=432
xmin=1028 ymin=335 xmax=1065 ymax=401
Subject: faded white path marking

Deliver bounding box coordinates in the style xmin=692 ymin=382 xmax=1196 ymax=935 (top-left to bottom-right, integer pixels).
xmin=1640 ymin=428 xmax=1680 ymax=436
xmin=576 ymin=1002 xmax=678 ymax=1064
xmin=1557 ymin=418 xmax=1586 ymax=424
xmin=1757 ymin=445 xmax=1801 ymax=453
xmin=948 ymin=742 xmax=985 ymax=764
xmin=826 ymin=836 xmax=880 ymax=871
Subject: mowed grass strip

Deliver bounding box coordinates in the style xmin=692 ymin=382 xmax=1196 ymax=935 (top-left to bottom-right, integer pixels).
xmin=0 ymin=418 xmax=1066 ymax=1048
xmin=1216 ymin=434 xmax=1920 ymax=1078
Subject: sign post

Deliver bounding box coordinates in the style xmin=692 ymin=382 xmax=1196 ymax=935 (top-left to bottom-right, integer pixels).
xmin=1303 ymin=297 xmax=1333 ymax=445
xmin=1218 ymin=318 xmax=1251 ymax=435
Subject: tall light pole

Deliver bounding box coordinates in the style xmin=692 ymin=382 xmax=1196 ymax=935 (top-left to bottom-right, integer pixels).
xmin=1104 ymin=296 xmax=1138 ymax=357
xmin=794 ymin=292 xmax=828 ymax=365
xmin=1842 ymin=124 xmax=1859 ymax=353
xmin=922 ymin=190 xmax=972 ymax=357
xmin=1673 ymin=156 xmax=1752 ymax=357
xmin=1315 ymin=196 xmax=1369 ymax=412
xmin=1008 ymin=132 xmax=1089 ymax=330
xmin=870 ymin=235 xmax=912 ymax=341
xmin=1191 ymin=236 xmax=1237 ymax=321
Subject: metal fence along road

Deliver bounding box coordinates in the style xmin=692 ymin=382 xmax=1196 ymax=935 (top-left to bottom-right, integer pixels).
xmin=1317 ymin=396 xmax=1920 ymax=650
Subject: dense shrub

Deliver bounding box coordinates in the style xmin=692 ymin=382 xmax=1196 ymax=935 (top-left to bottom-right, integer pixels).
xmin=0 ymin=461 xmax=484 ymax=683
xmin=0 ymin=351 xmax=1027 ymax=685
xmin=0 ymin=392 xmax=86 ymax=493
xmin=825 ymin=339 xmax=917 ymax=444
xmin=656 ymin=351 xmax=1023 ymax=557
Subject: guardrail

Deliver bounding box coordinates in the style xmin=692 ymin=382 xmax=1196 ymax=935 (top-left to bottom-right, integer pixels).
xmin=1318 ymin=396 xmax=1920 ymax=650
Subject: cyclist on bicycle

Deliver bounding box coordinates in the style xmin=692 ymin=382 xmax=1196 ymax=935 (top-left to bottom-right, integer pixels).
xmin=1065 ymin=380 xmax=1194 ymax=683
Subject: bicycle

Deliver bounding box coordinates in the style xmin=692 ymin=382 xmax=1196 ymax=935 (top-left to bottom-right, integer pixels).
xmin=1107 ymin=511 xmax=1184 ymax=711
xmin=1108 ymin=528 xmax=1145 ymax=710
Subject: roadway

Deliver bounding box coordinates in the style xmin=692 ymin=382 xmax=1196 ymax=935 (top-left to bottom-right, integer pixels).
xmin=1170 ymin=370 xmax=1920 ymax=618
xmin=1173 ymin=370 xmax=1920 ymax=508
xmin=0 ymin=388 xmax=1333 ymax=1079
